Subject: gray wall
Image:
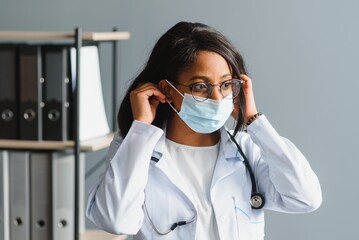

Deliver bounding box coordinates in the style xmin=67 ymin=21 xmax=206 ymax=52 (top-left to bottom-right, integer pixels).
xmin=1 ymin=0 xmax=358 ymax=239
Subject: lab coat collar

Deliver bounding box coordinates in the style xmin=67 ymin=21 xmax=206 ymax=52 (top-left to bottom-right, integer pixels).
xmin=152 ymin=127 xmax=243 ymax=162
xmin=219 ymin=127 xmax=245 ymax=162
xmin=150 ymin=126 xmax=243 ymax=163
xmin=150 ymin=126 xmax=245 ymax=204
xmin=210 ymin=127 xmax=245 ymax=189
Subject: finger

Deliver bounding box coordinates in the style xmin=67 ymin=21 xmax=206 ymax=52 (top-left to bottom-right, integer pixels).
xmin=240 ymin=74 xmax=252 ymax=85
xmin=133 ymin=84 xmax=167 ymax=102
xmin=239 ymin=74 xmax=253 ymax=94
xmin=149 ymin=89 xmax=167 ymax=103
xmin=134 ymin=82 xmax=157 ymax=91
xmin=149 ymin=96 xmax=161 ymax=109
xmin=132 ymin=85 xmax=165 ymax=100
xmin=134 ymin=82 xmax=166 ymax=95
xmin=239 ymin=74 xmax=251 ymax=81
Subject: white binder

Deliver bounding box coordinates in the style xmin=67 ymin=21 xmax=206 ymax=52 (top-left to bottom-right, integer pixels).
xmin=9 ymin=151 xmax=30 ymax=240
xmin=0 ymin=150 xmax=10 ymax=240
xmin=52 ymin=152 xmax=85 ymax=240
xmin=70 ymin=46 xmax=110 ymax=141
xmin=30 ymin=152 xmax=52 ymax=240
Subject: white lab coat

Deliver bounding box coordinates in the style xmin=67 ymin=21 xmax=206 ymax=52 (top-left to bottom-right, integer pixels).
xmin=86 ymin=115 xmax=322 ymax=240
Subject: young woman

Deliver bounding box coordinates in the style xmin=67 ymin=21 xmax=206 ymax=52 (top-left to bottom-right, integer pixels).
xmin=86 ymin=21 xmax=322 ymax=240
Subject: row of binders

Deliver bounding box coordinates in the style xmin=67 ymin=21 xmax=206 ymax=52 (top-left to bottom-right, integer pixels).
xmin=0 ymin=150 xmax=85 ymax=240
xmin=0 ymin=44 xmax=110 ymax=141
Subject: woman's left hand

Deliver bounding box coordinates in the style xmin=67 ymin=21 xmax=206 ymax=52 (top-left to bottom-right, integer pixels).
xmin=232 ymin=74 xmax=258 ymax=122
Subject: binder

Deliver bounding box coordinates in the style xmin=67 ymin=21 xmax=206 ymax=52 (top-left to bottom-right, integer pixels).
xmin=42 ymin=45 xmax=70 ymax=141
xmin=70 ymin=46 xmax=110 ymax=141
xmin=0 ymin=150 xmax=10 ymax=240
xmin=18 ymin=45 xmax=43 ymax=140
xmin=52 ymin=152 xmax=85 ymax=240
xmin=9 ymin=151 xmax=30 ymax=240
xmin=30 ymin=152 xmax=52 ymax=240
xmin=0 ymin=45 xmax=18 ymax=139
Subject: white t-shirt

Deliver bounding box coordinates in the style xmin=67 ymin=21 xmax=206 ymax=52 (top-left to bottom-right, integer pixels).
xmin=166 ymin=138 xmax=220 ymax=239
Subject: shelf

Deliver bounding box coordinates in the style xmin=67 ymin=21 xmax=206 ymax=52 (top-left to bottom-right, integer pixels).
xmin=0 ymin=31 xmax=130 ymax=41
xmin=80 ymin=230 xmax=127 ymax=240
xmin=0 ymin=133 xmax=114 ymax=151
xmin=0 ymin=28 xmax=127 ymax=240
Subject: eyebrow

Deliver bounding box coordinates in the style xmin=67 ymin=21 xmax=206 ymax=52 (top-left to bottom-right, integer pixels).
xmin=188 ymin=73 xmax=232 ymax=82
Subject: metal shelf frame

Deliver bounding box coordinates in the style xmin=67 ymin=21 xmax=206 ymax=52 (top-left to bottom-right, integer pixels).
xmin=0 ymin=28 xmax=129 ymax=240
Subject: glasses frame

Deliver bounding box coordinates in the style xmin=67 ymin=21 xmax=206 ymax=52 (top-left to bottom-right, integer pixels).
xmin=174 ymin=78 xmax=244 ymax=102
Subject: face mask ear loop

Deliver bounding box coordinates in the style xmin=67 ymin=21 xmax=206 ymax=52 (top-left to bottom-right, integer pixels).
xmin=165 ymin=79 xmax=184 ymax=114
xmin=167 ymin=101 xmax=179 ymax=113
xmin=165 ymin=79 xmax=184 ymax=98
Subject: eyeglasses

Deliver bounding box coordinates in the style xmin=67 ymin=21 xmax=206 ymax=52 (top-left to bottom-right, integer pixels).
xmin=174 ymin=79 xmax=243 ymax=102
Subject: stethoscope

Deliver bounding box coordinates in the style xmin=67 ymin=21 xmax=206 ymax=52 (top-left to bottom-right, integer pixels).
xmin=143 ymin=201 xmax=196 ymax=235
xmin=144 ymin=131 xmax=265 ymax=235
xmin=227 ymin=131 xmax=265 ymax=210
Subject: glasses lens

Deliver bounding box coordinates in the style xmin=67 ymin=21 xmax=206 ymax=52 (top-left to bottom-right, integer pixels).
xmin=191 ymin=83 xmax=211 ymax=101
xmin=221 ymin=79 xmax=242 ymax=99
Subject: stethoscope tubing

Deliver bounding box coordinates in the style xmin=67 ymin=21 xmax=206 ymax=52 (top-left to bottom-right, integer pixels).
xmin=227 ymin=131 xmax=258 ymax=194
xmin=227 ymin=131 xmax=265 ymax=209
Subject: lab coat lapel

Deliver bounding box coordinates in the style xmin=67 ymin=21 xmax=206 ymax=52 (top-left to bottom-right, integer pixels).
xmin=150 ymin=127 xmax=241 ymax=205
xmin=211 ymin=128 xmax=242 ymax=189
xmin=152 ymin=134 xmax=197 ymax=207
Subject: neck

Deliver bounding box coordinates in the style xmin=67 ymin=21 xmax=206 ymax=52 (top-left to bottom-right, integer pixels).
xmin=166 ymin=114 xmax=220 ymax=146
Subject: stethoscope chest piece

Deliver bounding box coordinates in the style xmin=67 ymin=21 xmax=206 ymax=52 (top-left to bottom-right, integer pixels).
xmin=250 ymin=192 xmax=265 ymax=209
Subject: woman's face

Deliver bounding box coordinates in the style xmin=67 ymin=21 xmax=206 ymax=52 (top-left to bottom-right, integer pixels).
xmin=170 ymin=50 xmax=232 ymax=111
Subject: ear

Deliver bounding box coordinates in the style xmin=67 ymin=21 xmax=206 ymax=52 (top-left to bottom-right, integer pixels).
xmin=158 ymin=79 xmax=174 ymax=102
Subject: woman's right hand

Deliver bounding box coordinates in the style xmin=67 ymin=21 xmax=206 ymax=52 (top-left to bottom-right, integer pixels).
xmin=130 ymin=83 xmax=167 ymax=124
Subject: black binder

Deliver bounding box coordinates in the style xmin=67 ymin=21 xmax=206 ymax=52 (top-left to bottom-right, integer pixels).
xmin=42 ymin=45 xmax=70 ymax=141
xmin=18 ymin=45 xmax=43 ymax=140
xmin=0 ymin=45 xmax=18 ymax=139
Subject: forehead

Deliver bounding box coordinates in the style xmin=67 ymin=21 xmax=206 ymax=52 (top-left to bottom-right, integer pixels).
xmin=178 ymin=51 xmax=231 ymax=82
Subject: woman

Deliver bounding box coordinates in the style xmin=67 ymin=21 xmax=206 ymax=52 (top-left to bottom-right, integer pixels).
xmin=86 ymin=21 xmax=322 ymax=240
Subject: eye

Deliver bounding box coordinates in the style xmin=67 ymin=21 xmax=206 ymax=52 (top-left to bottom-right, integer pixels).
xmin=191 ymin=83 xmax=208 ymax=92
xmin=221 ymin=80 xmax=233 ymax=90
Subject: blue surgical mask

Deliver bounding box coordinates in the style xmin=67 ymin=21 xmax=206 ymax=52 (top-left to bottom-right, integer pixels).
xmin=166 ymin=80 xmax=234 ymax=133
